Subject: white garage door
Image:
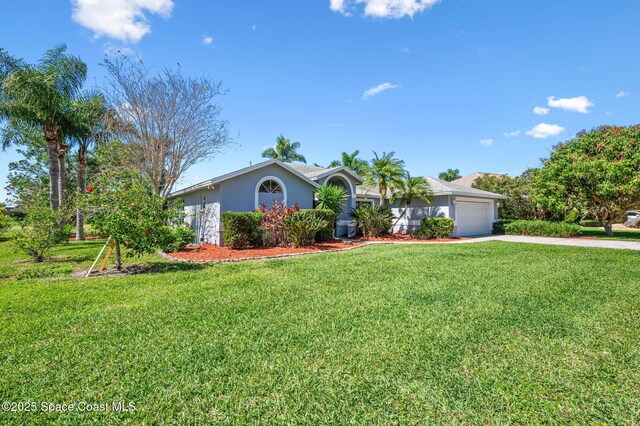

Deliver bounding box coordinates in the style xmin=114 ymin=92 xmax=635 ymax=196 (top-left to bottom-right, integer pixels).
xmin=456 ymin=201 xmax=491 ymax=236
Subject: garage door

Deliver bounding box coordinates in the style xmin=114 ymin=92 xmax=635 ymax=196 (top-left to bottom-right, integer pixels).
xmin=456 ymin=201 xmax=491 ymax=236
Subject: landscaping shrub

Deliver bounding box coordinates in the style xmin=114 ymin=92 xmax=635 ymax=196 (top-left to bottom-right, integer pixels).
xmin=579 ymin=219 xmax=601 ymax=228
xmin=504 ymin=220 xmax=582 ymax=237
xmin=283 ymin=213 xmax=328 ymax=248
xmin=0 ymin=206 xmax=12 ymax=237
xmin=419 ymin=217 xmax=455 ymax=239
xmin=492 ymin=220 xmax=515 ymax=234
xmin=351 ymin=205 xmax=394 ymax=238
xmin=222 ymin=212 xmax=264 ymax=249
xmin=299 ymin=209 xmax=336 ymax=241
xmin=9 ymin=203 xmax=71 ymax=262
xmin=159 ymin=225 xmax=197 ymax=253
xmin=411 ymin=228 xmax=430 ymax=240
xmin=258 ymin=201 xmax=301 ymax=246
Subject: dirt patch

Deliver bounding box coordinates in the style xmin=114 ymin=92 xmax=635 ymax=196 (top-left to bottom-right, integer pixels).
xmin=73 ymin=264 xmax=150 ymax=278
xmin=67 ymin=236 xmax=108 ymax=241
xmin=164 ymin=240 xmax=366 ymax=263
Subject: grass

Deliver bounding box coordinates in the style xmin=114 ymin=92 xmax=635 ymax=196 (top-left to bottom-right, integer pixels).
xmin=1 ymin=239 xmax=639 ymax=424
xmin=580 ymin=226 xmax=640 ymax=241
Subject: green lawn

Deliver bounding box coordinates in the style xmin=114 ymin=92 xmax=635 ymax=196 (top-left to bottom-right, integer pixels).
xmin=1 ymin=240 xmax=639 ymax=424
xmin=580 ymin=226 xmax=640 ymax=241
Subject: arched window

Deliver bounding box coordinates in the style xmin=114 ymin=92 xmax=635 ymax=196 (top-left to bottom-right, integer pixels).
xmin=255 ymin=176 xmax=287 ymax=208
xmin=259 ymin=180 xmax=283 ymax=194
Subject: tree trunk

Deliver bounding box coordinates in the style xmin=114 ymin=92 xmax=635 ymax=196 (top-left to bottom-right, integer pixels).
xmin=392 ymin=205 xmax=409 ymax=229
xmin=115 ymin=241 xmax=122 ymax=271
xmin=603 ymin=221 xmax=614 ymax=237
xmin=45 ymin=139 xmax=60 ymax=210
xmin=76 ymin=147 xmax=87 ymax=241
xmin=56 ymin=142 xmax=68 ymax=207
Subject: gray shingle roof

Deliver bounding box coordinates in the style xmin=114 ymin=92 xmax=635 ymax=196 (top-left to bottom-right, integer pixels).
xmin=355 ymin=177 xmax=506 ymax=200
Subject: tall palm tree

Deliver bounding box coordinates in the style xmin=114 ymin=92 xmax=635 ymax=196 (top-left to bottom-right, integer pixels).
xmin=390 ymin=172 xmax=434 ymax=227
xmin=329 ymin=150 xmax=368 ymax=175
xmin=0 ymin=44 xmax=87 ymax=210
xmin=438 ymin=168 xmax=461 ymax=182
xmin=261 ymin=135 xmax=306 ymax=163
xmin=364 ymin=151 xmax=405 ymax=206
xmin=70 ymin=92 xmax=112 ymax=240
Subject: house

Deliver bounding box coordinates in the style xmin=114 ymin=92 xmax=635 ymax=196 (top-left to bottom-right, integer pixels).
xmin=169 ymin=160 xmax=506 ymax=245
xmin=451 ymin=172 xmax=506 ymax=188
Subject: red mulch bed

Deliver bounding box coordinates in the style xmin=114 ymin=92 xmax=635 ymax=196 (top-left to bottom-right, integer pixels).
xmin=167 ymin=240 xmax=365 ymax=262
xmin=359 ymin=233 xmax=466 ymax=243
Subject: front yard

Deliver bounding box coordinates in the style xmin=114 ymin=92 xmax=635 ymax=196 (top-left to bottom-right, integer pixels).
xmin=0 ymin=239 xmax=639 ymax=424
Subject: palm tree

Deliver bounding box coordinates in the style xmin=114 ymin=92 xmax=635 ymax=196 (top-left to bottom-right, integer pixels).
xmin=0 ymin=45 xmax=87 ymax=210
xmin=70 ymin=92 xmax=111 ymax=240
xmin=329 ymin=150 xmax=368 ymax=175
xmin=390 ymin=172 xmax=434 ymax=227
xmin=438 ymin=168 xmax=461 ymax=182
xmin=261 ymin=135 xmax=306 ymax=163
xmin=364 ymin=151 xmax=405 ymax=206
xmin=315 ymin=184 xmax=348 ymax=216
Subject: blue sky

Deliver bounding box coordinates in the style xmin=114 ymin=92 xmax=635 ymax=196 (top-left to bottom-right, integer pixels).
xmin=1 ymin=0 xmax=638 ymax=202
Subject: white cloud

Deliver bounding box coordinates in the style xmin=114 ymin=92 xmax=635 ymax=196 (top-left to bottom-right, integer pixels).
xmin=480 ymin=139 xmax=493 ymax=146
xmin=616 ymin=90 xmax=629 ymax=98
xmin=202 ymin=35 xmax=213 ymax=45
xmin=504 ymin=130 xmax=521 ymax=138
xmin=252 ymin=24 xmax=257 ymax=31
xmin=533 ymin=106 xmax=550 ymax=116
xmin=401 ymin=47 xmax=410 ymax=53
xmin=330 ymin=0 xmax=439 ymax=18
xmin=547 ymin=96 xmax=594 ymax=113
xmin=526 ymin=123 xmax=565 ymax=139
xmin=71 ymin=0 xmax=174 ymax=43
xmin=362 ymin=82 xmax=399 ymax=100
xmin=103 ymin=43 xmax=133 ymax=56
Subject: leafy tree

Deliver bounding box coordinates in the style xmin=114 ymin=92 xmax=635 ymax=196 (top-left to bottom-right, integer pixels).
xmin=0 ymin=45 xmax=87 ymax=210
xmin=363 ymin=151 xmax=405 ymax=206
xmin=473 ymin=172 xmax=540 ymax=220
xmin=531 ymin=125 xmax=640 ymax=236
xmin=261 ymin=135 xmax=306 ymax=163
xmin=390 ymin=172 xmax=433 ymax=227
xmin=81 ymin=169 xmax=178 ymax=270
xmin=329 ymin=150 xmax=368 ymax=175
xmin=0 ymin=204 xmax=12 ymax=236
xmin=102 ymin=56 xmax=231 ymax=199
xmin=438 ymin=168 xmax=461 ymax=182
xmin=9 ymin=196 xmax=71 ymax=262
xmin=315 ymin=184 xmax=348 ymax=216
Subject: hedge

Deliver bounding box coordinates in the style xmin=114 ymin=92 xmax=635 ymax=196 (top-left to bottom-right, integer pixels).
xmin=579 ymin=219 xmax=601 ymax=228
xmin=504 ymin=220 xmax=582 ymax=238
xmin=222 ymin=212 xmax=264 ymax=249
xmin=299 ymin=209 xmax=336 ymax=241
xmin=492 ymin=220 xmax=515 ymax=234
xmin=418 ymin=217 xmax=455 ymax=239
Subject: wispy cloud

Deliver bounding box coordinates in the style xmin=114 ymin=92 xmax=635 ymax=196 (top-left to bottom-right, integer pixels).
xmin=202 ymin=34 xmax=213 ymax=45
xmin=526 ymin=123 xmax=565 ymax=139
xmin=547 ymin=96 xmax=594 ymax=113
xmin=252 ymin=24 xmax=257 ymax=31
xmin=330 ymin=0 xmax=440 ymax=18
xmin=362 ymin=82 xmax=399 ymax=100
xmin=504 ymin=130 xmax=521 ymax=138
xmin=71 ymin=0 xmax=174 ymax=43
xmin=103 ymin=43 xmax=133 ymax=56
xmin=533 ymin=106 xmax=550 ymax=116
xmin=480 ymin=139 xmax=494 ymax=146
xmin=401 ymin=47 xmax=410 ymax=54
xmin=616 ymin=90 xmax=629 ymax=98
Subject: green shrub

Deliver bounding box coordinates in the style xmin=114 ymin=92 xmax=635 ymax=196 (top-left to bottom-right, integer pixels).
xmin=222 ymin=212 xmax=264 ymax=249
xmin=579 ymin=219 xmax=601 ymax=228
xmin=159 ymin=225 xmax=197 ymax=253
xmin=283 ymin=213 xmax=328 ymax=248
xmin=299 ymin=209 xmax=336 ymax=241
xmin=0 ymin=206 xmax=12 ymax=237
xmin=419 ymin=217 xmax=455 ymax=239
xmin=411 ymin=228 xmax=430 ymax=240
xmin=351 ymin=205 xmax=394 ymax=238
xmin=9 ymin=203 xmax=71 ymax=262
xmin=563 ymin=209 xmax=581 ymax=224
xmin=504 ymin=220 xmax=582 ymax=237
xmin=492 ymin=220 xmax=514 ymax=234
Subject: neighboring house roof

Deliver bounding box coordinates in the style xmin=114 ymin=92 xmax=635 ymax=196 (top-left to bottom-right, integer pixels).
xmin=355 ymin=176 xmax=506 ymax=200
xmin=169 ymin=159 xmax=320 ymax=198
xmin=451 ymin=172 xmax=506 ymax=187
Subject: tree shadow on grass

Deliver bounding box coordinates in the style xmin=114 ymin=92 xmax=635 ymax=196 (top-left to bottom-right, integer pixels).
xmin=581 ymin=227 xmax=640 ymax=241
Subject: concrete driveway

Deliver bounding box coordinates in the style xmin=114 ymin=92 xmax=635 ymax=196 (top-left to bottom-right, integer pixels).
xmin=475 ymin=235 xmax=640 ymax=251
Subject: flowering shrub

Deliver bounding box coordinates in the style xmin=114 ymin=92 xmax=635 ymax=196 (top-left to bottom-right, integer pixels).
xmin=81 ymin=170 xmax=179 ymax=269
xmin=258 ymin=201 xmax=300 ymax=246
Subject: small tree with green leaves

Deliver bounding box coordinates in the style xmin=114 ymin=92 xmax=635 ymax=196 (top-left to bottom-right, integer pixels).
xmin=531 ymin=125 xmax=640 ymax=236
xmin=363 ymin=151 xmax=405 ymax=206
xmin=9 ymin=197 xmax=71 ymax=262
xmin=81 ymin=169 xmax=177 ymax=270
xmin=390 ymin=172 xmax=433 ymax=228
xmin=315 ymin=184 xmax=348 ymax=216
xmin=0 ymin=204 xmax=13 ymax=237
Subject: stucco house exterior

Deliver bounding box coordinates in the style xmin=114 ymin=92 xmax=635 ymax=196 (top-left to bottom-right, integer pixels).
xmin=169 ymin=159 xmax=506 ymax=245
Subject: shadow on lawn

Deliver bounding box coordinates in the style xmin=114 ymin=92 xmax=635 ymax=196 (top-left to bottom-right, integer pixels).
xmin=581 ymin=227 xmax=640 ymax=241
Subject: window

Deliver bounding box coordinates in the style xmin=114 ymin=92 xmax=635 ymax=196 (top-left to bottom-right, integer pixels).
xmin=201 ymin=194 xmax=206 ymax=209
xmin=357 ymin=200 xmax=374 ymax=209
xmin=259 ymin=180 xmax=282 ymax=194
